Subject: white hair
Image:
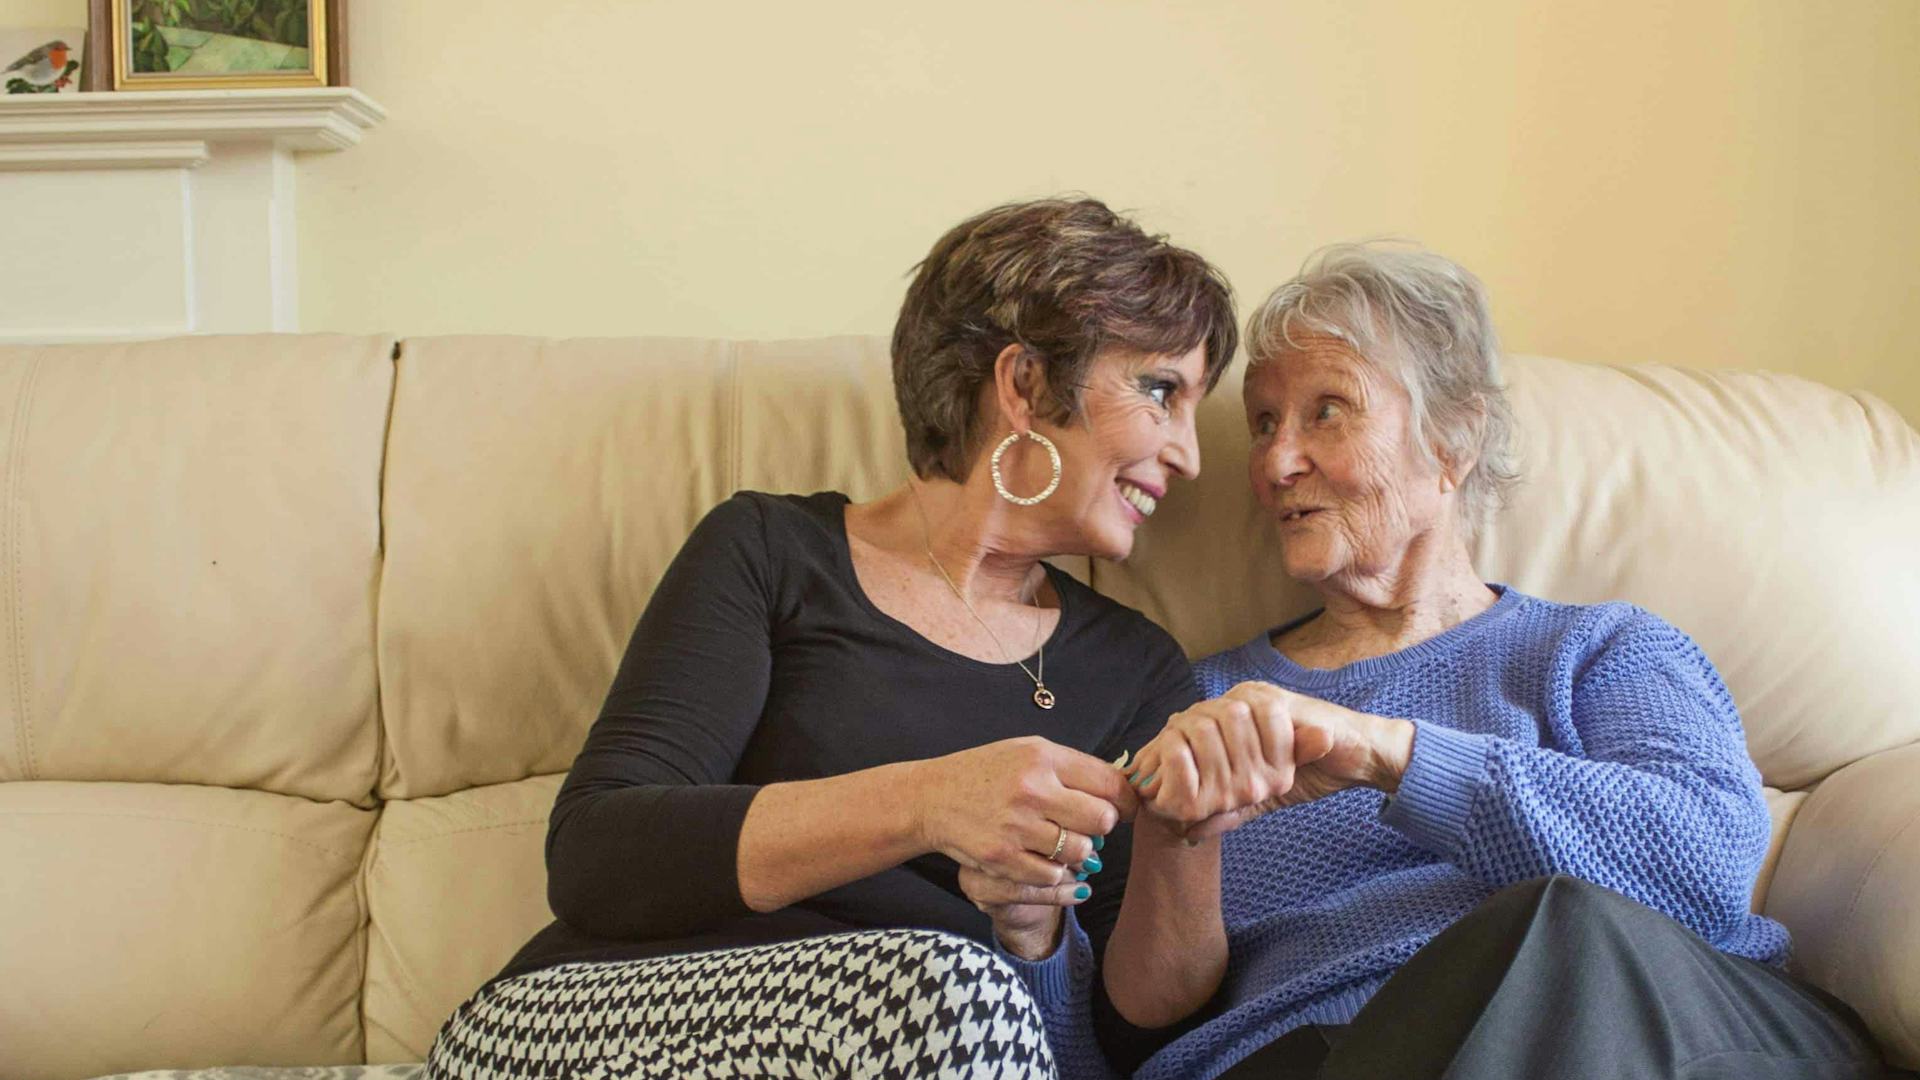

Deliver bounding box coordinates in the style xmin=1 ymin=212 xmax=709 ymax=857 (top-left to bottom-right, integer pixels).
xmin=1245 ymin=240 xmax=1519 ymax=536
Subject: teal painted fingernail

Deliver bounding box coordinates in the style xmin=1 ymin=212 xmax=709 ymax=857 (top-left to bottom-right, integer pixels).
xmin=1083 ymin=855 xmax=1103 ymax=873
xmin=1075 ymin=871 xmax=1089 ymax=881
xmin=1073 ymin=885 xmax=1091 ymax=900
xmin=1092 ymin=835 xmax=1105 ymax=851
xmin=1140 ymin=772 xmax=1157 ymax=787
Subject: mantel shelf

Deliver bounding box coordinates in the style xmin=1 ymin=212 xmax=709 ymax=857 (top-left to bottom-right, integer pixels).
xmin=0 ymin=87 xmax=386 ymax=342
xmin=0 ymin=87 xmax=384 ymax=169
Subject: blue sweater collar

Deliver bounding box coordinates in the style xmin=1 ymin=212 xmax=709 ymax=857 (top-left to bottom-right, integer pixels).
xmin=1241 ymin=584 xmax=1529 ymax=690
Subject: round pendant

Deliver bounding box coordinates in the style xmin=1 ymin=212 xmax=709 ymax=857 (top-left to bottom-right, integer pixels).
xmin=1033 ymin=685 xmax=1056 ymax=710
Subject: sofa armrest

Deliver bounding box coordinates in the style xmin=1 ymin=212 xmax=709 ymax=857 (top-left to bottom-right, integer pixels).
xmin=1763 ymin=741 xmax=1920 ymax=1069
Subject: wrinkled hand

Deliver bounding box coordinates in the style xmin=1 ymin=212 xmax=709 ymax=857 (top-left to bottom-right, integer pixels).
xmin=913 ymin=737 xmax=1136 ymax=958
xmin=1127 ymin=682 xmax=1412 ymax=841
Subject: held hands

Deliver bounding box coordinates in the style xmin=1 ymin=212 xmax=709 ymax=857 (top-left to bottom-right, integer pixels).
xmin=1126 ymin=682 xmax=1415 ymax=841
xmin=912 ymin=736 xmax=1137 ymax=959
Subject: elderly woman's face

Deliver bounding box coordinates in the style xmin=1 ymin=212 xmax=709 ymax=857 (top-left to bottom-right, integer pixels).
xmin=1243 ymin=336 xmax=1450 ymax=586
xmin=1022 ymin=344 xmax=1206 ymax=560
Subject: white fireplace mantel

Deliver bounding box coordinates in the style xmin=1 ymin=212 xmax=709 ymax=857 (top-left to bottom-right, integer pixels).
xmin=0 ymin=88 xmax=384 ymax=344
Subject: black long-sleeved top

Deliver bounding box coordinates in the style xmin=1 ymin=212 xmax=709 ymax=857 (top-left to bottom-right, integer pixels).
xmin=497 ymin=490 xmax=1198 ymax=987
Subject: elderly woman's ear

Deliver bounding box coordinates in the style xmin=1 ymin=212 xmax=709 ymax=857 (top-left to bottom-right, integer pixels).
xmin=1436 ymin=392 xmax=1492 ymax=495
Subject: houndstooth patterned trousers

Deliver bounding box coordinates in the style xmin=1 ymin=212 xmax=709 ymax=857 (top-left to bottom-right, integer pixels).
xmin=425 ymin=929 xmax=1059 ymax=1080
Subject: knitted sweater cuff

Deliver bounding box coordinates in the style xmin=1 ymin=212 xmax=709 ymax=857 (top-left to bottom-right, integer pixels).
xmin=991 ymin=907 xmax=1093 ymax=1006
xmin=1381 ymin=720 xmax=1492 ymax=856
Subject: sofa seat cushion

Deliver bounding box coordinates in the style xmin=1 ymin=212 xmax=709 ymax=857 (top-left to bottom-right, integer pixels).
xmin=0 ymin=782 xmax=376 ymax=1079
xmin=364 ymin=775 xmax=563 ymax=1061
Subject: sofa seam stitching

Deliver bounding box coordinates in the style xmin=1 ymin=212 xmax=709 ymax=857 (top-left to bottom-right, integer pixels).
xmin=355 ymin=806 xmax=380 ymax=1063
xmin=7 ymin=354 xmax=43 ymax=780
xmin=1831 ymin=800 xmax=1920 ymax=1052
xmin=370 ymin=913 xmax=445 ymax=1045
xmin=374 ymin=817 xmax=547 ymax=849
xmin=364 ymin=813 xmax=558 ymax=1049
xmin=1835 ymin=799 xmax=1920 ymax=950
xmin=362 ymin=821 xmax=448 ymax=1049
xmin=0 ymin=808 xmax=364 ymax=862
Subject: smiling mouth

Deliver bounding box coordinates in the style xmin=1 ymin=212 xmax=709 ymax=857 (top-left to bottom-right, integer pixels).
xmin=1118 ymin=480 xmax=1158 ymax=518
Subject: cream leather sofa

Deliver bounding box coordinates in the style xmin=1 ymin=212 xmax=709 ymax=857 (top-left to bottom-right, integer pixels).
xmin=1 ymin=334 xmax=1916 ymax=1080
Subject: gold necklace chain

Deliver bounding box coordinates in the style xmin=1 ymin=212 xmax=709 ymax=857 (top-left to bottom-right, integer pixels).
xmin=909 ymin=483 xmax=1056 ymax=710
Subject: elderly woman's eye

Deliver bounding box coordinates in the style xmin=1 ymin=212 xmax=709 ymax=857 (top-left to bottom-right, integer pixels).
xmin=1253 ymin=414 xmax=1278 ymax=437
xmin=1314 ymin=401 xmax=1342 ymax=422
xmin=1144 ymin=380 xmax=1176 ymax=408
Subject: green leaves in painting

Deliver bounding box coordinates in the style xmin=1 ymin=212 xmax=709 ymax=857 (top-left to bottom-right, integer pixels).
xmin=132 ymin=0 xmax=311 ymax=72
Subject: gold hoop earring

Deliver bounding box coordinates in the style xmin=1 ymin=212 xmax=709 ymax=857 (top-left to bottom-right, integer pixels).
xmin=991 ymin=430 xmax=1062 ymax=506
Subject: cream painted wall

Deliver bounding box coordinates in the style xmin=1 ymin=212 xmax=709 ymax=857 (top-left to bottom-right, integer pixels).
xmin=1 ymin=0 xmax=80 ymax=26
xmin=8 ymin=1 xmax=1917 ymax=419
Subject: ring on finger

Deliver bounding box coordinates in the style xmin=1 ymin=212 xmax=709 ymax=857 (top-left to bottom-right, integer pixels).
xmin=1048 ymin=823 xmax=1068 ymax=863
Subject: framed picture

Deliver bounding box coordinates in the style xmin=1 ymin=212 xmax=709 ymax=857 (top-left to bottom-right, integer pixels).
xmin=2 ymin=29 xmax=85 ymax=94
xmin=88 ymin=0 xmax=347 ymax=90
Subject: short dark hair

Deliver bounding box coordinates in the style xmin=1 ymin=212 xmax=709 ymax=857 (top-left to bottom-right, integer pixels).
xmin=891 ymin=197 xmax=1238 ymax=481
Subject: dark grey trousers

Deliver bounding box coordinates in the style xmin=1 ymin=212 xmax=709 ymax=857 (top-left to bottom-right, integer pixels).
xmin=1223 ymin=875 xmax=1902 ymax=1080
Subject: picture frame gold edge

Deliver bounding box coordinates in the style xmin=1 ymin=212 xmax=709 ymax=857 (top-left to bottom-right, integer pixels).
xmin=114 ymin=73 xmax=329 ymax=91
xmin=102 ymin=0 xmax=334 ymax=91
xmin=307 ymin=0 xmax=327 ymax=86
xmin=110 ymin=0 xmax=125 ymax=90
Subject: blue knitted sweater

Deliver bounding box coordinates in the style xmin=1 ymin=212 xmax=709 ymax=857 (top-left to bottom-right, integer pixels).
xmin=999 ymin=585 xmax=1789 ymax=1080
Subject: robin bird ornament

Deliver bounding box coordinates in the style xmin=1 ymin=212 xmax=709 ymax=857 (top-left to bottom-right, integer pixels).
xmin=5 ymin=40 xmax=77 ymax=91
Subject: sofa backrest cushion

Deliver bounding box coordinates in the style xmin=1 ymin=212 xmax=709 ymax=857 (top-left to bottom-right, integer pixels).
xmin=0 ymin=335 xmax=392 ymax=804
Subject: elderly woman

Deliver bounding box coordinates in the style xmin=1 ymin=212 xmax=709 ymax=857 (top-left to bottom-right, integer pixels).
xmin=1083 ymin=244 xmax=1896 ymax=1079
xmin=422 ymin=197 xmax=1237 ymax=1079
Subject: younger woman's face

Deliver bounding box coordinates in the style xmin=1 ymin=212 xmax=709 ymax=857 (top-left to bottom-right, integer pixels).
xmin=1006 ymin=345 xmax=1207 ymax=561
